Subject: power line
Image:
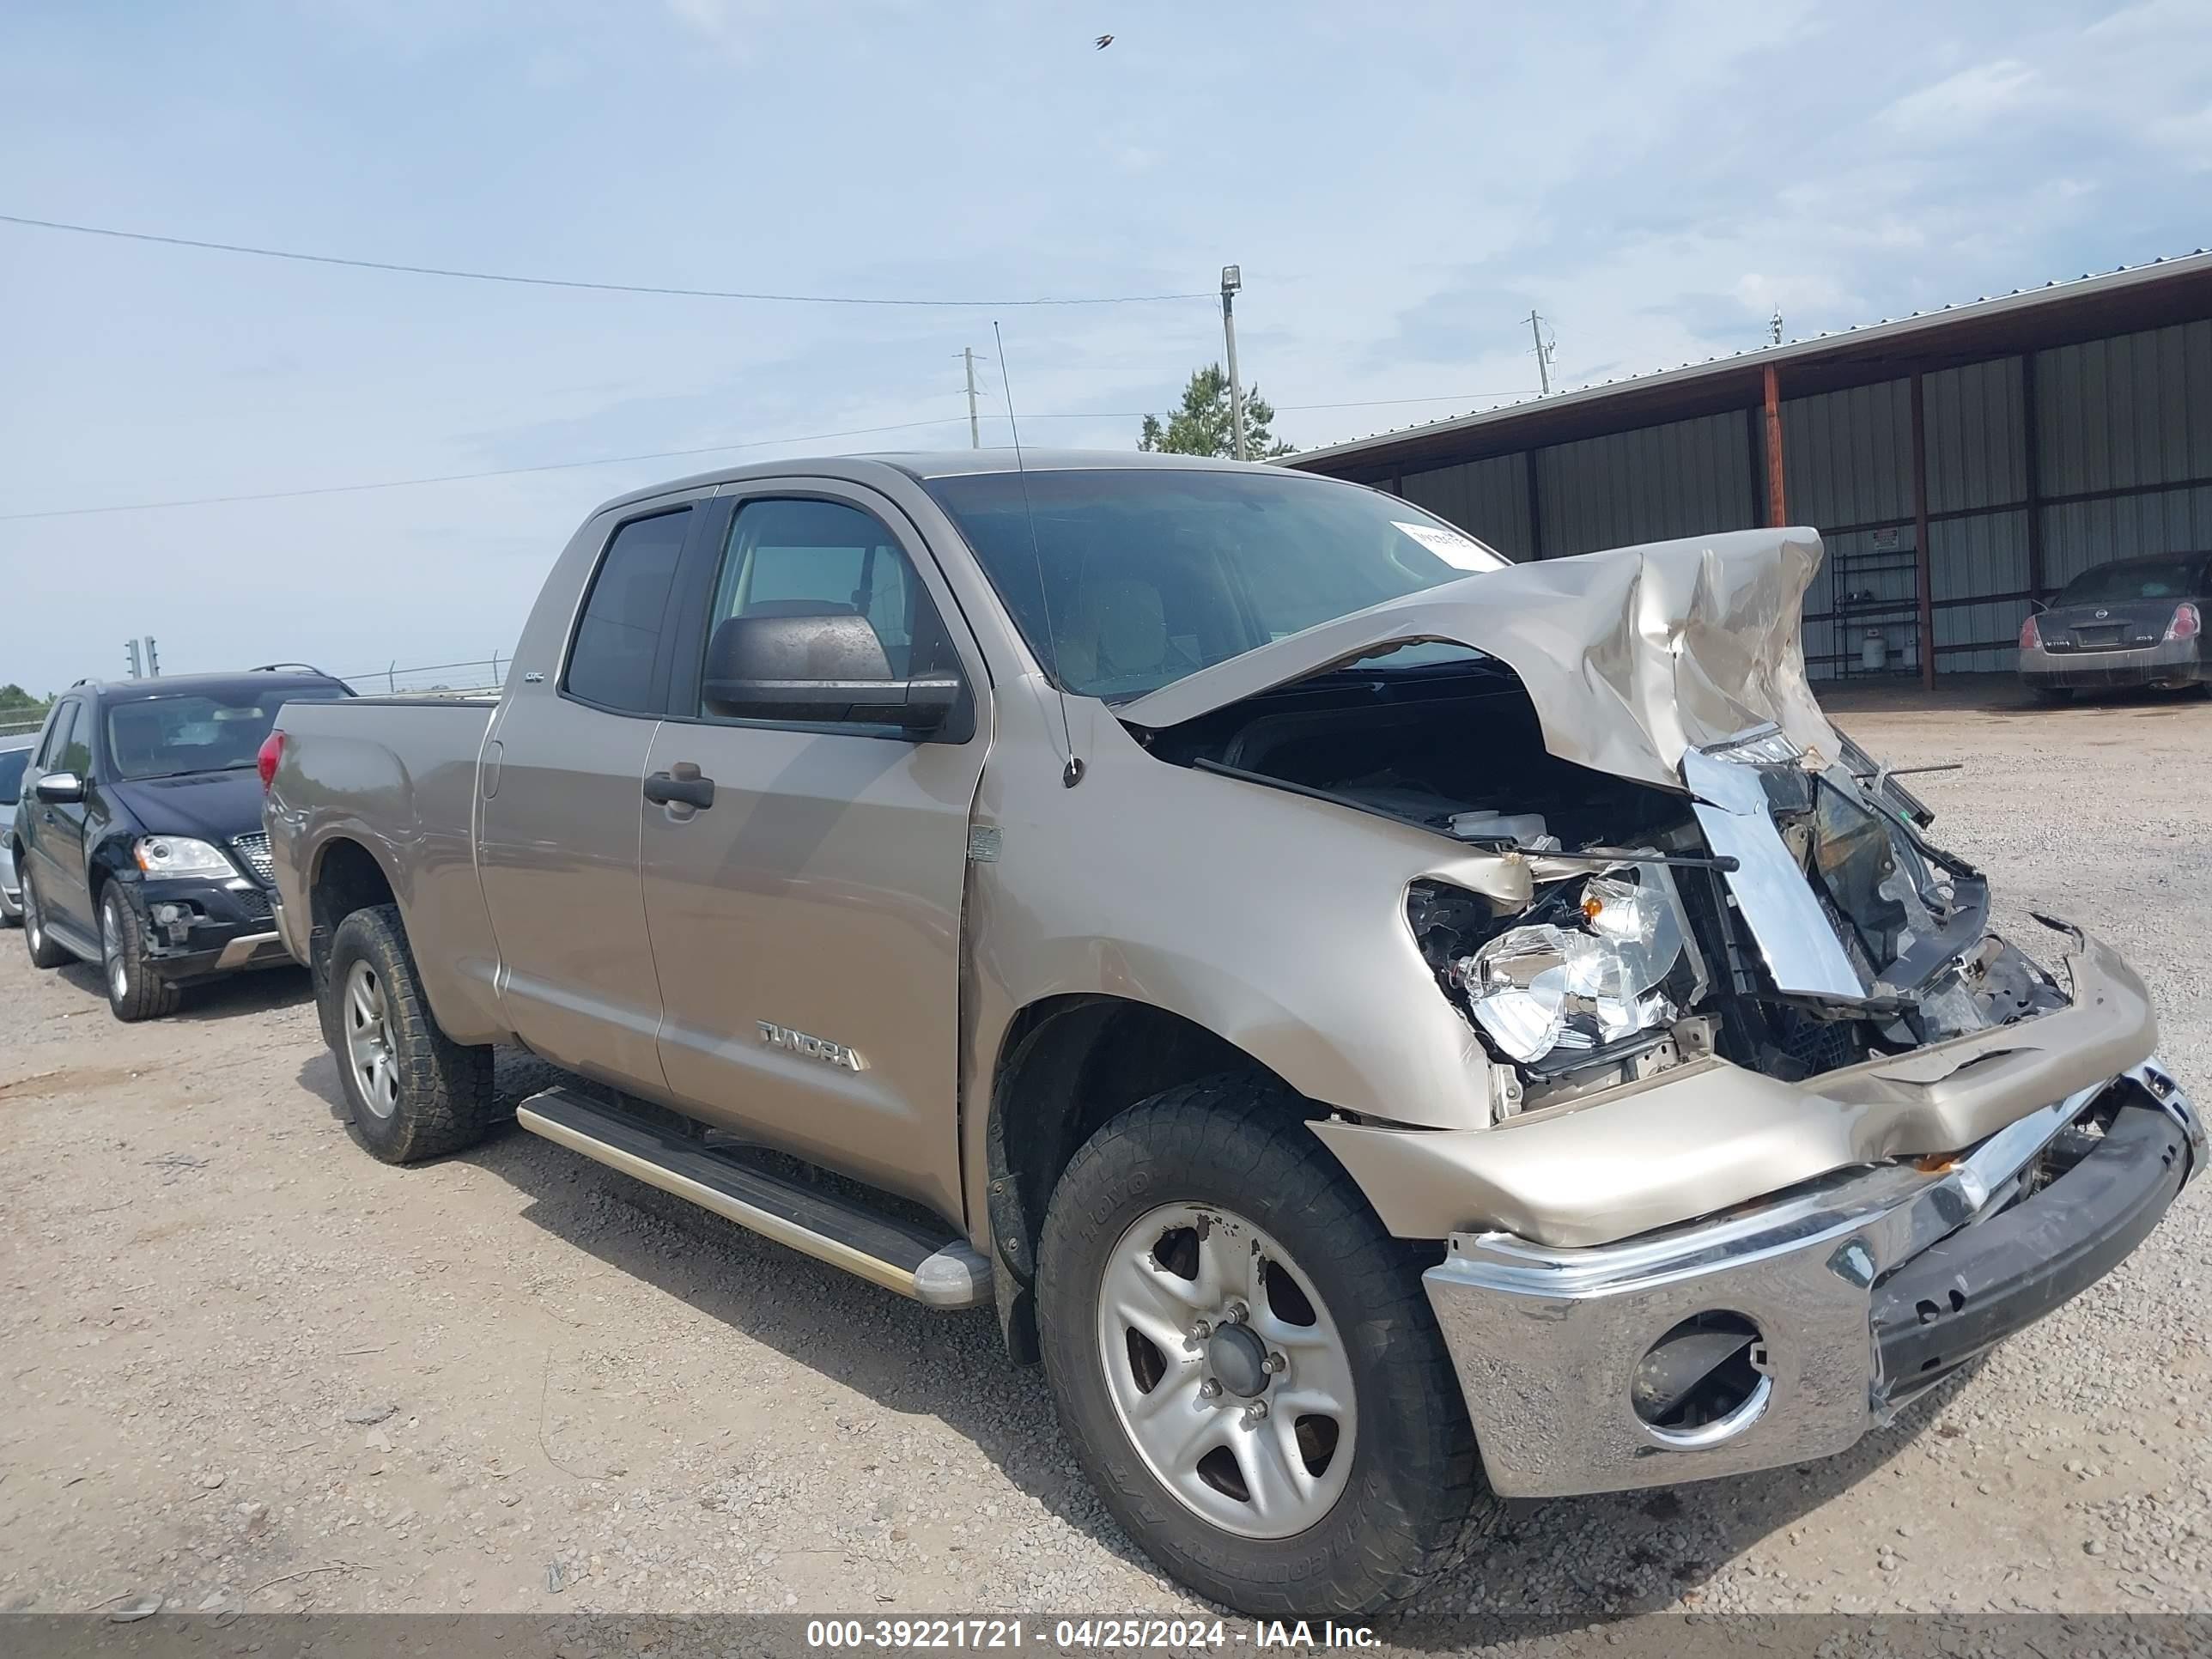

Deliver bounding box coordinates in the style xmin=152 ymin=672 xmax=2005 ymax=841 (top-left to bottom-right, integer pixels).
xmin=0 ymin=393 xmax=1545 ymax=522
xmin=0 ymin=418 xmax=970 ymax=521
xmin=0 ymin=212 xmax=1216 ymax=308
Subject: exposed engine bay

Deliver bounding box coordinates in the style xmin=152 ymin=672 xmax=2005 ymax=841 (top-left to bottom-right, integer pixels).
xmin=1141 ymin=656 xmax=2072 ymax=1119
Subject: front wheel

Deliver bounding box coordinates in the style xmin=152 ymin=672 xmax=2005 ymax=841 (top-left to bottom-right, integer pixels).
xmin=1036 ymin=1077 xmax=1486 ymax=1619
xmin=100 ymin=886 xmax=181 ymax=1021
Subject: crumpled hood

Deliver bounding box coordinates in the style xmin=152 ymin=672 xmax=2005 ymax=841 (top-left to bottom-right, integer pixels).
xmin=1118 ymin=526 xmax=1838 ymax=792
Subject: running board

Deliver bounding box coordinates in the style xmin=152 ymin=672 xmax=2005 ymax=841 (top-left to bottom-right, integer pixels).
xmin=514 ymin=1086 xmax=992 ymax=1310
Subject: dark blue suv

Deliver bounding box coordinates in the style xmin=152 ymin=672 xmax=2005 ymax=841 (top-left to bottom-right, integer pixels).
xmin=11 ymin=667 xmax=351 ymax=1018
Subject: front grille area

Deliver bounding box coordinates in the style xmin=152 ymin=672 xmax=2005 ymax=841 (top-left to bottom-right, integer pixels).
xmin=231 ymin=832 xmax=275 ymax=886
xmin=233 ymin=887 xmax=272 ymax=922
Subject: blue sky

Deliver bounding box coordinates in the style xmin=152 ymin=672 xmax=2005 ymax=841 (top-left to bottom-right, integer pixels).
xmin=3 ymin=0 xmax=2208 ymax=694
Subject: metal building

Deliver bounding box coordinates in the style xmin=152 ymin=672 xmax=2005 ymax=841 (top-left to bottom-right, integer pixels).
xmin=1285 ymin=252 xmax=2212 ymax=686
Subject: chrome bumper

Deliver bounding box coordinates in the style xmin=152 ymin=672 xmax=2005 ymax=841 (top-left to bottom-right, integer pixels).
xmin=1425 ymin=1060 xmax=2203 ymax=1498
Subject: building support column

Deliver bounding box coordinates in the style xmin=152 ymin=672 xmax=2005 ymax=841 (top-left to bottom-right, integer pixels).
xmin=2021 ymin=351 xmax=2046 ymax=599
xmin=1523 ymin=449 xmax=1546 ymax=561
xmin=1762 ymin=366 xmax=1788 ymax=526
xmin=1910 ymin=370 xmax=1936 ymax=692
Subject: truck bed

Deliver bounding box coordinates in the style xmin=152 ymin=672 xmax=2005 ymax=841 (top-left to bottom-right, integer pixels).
xmin=264 ymin=694 xmax=507 ymax=1046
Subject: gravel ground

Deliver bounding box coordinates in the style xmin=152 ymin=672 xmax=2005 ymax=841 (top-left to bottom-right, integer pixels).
xmin=2 ymin=683 xmax=2209 ymax=1635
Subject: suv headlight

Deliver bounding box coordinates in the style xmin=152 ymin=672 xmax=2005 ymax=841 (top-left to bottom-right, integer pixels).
xmin=1451 ymin=875 xmax=1686 ymax=1063
xmin=134 ymin=836 xmax=235 ymax=878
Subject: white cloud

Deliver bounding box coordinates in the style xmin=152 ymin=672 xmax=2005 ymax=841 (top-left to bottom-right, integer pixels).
xmin=1881 ymin=58 xmax=2036 ymax=137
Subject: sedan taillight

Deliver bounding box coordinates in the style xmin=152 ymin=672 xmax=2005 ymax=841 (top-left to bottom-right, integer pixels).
xmin=257 ymin=729 xmax=285 ymax=793
xmin=2165 ymin=602 xmax=2202 ymax=643
xmin=2019 ymin=614 xmax=2042 ymax=650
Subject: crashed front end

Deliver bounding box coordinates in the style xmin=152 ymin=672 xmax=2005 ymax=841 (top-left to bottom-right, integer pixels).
xmin=1353 ymin=723 xmax=2203 ymax=1496
xmin=1125 ymin=526 xmax=2203 ymax=1499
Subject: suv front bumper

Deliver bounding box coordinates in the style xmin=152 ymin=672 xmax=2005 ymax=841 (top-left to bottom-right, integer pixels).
xmin=1423 ymin=1061 xmax=2201 ymax=1498
xmin=125 ymin=873 xmax=290 ymax=981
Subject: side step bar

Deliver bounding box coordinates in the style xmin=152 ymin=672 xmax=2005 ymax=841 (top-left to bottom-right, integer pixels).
xmin=515 ymin=1085 xmax=992 ymax=1310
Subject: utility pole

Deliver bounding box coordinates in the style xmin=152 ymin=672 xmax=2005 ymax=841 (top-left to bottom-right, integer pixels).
xmin=1220 ymin=264 xmax=1248 ymax=460
xmin=962 ymin=347 xmax=982 ymax=449
xmin=1528 ymin=310 xmax=1555 ymax=396
xmin=1770 ymin=308 xmax=1784 ymax=345
xmin=125 ymin=639 xmax=143 ymax=679
xmin=142 ymin=635 xmax=160 ymax=677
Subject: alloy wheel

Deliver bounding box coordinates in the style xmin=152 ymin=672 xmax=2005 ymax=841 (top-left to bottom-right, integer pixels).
xmin=100 ymin=892 xmax=130 ymax=1002
xmin=343 ymin=958 xmax=399 ymax=1118
xmin=1096 ymin=1201 xmax=1358 ymax=1539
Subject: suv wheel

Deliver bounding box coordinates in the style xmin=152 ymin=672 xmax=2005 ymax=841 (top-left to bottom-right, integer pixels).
xmin=326 ymin=904 xmax=496 ymax=1163
xmin=21 ymin=866 xmax=73 ymax=969
xmin=1036 ymin=1076 xmax=1489 ymax=1619
xmin=100 ymin=886 xmax=181 ymax=1021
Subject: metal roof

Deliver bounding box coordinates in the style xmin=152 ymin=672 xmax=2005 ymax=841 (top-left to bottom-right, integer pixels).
xmin=1285 ymin=249 xmax=2212 ymax=479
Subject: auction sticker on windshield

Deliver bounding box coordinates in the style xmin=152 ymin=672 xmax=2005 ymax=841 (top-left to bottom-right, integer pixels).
xmin=1393 ymin=520 xmax=1505 ymax=572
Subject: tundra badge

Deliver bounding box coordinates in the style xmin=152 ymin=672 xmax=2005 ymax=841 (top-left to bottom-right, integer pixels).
xmin=757 ymin=1021 xmax=865 ymax=1071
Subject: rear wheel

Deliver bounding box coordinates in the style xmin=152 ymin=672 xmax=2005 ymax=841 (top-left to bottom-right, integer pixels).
xmin=1036 ymin=1076 xmax=1486 ymax=1619
xmin=21 ymin=867 xmax=72 ymax=969
xmin=326 ymin=904 xmax=496 ymax=1163
xmin=100 ymin=886 xmax=181 ymax=1021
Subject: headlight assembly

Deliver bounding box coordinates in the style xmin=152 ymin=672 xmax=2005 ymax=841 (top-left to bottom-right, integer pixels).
xmin=134 ymin=836 xmax=236 ymax=878
xmin=1451 ymin=874 xmax=1686 ymax=1064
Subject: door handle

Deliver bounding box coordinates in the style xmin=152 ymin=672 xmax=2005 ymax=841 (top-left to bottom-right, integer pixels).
xmin=643 ymin=763 xmax=715 ymax=811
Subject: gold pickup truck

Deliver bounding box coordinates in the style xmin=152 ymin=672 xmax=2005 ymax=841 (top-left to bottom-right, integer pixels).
xmin=262 ymin=452 xmax=2202 ymax=1618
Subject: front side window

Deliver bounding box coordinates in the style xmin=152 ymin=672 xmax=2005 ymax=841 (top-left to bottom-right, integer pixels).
xmin=564 ymin=507 xmax=693 ymax=714
xmin=105 ymin=687 xmax=346 ymax=781
xmin=922 ymin=467 xmax=1507 ymax=701
xmin=697 ymin=498 xmax=961 ymax=715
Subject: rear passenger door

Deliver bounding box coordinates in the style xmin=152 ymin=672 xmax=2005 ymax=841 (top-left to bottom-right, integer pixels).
xmin=477 ymin=500 xmax=708 ymax=1092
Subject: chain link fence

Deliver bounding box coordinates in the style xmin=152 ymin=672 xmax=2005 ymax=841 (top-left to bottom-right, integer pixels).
xmin=333 ymin=654 xmax=510 ymax=697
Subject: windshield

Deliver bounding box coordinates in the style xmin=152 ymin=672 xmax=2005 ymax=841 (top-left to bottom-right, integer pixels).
xmin=923 ymin=467 xmax=1509 ymax=700
xmin=0 ymin=748 xmax=27 ymax=805
xmin=104 ymin=686 xmax=348 ymax=781
xmin=2057 ymin=555 xmax=2207 ymax=606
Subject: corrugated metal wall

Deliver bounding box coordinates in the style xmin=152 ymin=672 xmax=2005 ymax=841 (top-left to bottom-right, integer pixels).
xmin=1534 ymin=411 xmax=1759 ymax=557
xmin=1398 ymin=453 xmax=1531 ymax=556
xmin=1394 ymin=315 xmax=2210 ymax=683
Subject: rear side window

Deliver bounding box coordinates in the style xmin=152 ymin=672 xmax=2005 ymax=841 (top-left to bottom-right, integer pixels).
xmin=38 ymin=701 xmax=82 ymax=772
xmin=0 ymin=748 xmax=27 ymax=805
xmin=564 ymin=508 xmax=693 ymax=714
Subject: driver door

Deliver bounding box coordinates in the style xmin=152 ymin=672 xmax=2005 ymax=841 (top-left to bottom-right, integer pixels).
xmin=637 ymin=483 xmax=989 ymax=1224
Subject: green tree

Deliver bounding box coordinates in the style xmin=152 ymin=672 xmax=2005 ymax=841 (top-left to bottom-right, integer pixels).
xmin=0 ymin=683 xmax=49 ymax=714
xmin=1137 ymin=363 xmax=1295 ymax=459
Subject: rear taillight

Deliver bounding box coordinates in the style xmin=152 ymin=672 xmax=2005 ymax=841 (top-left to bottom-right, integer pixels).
xmin=2019 ymin=614 xmax=2042 ymax=650
xmin=257 ymin=730 xmax=285 ymax=793
xmin=2166 ymin=602 xmax=2202 ymax=643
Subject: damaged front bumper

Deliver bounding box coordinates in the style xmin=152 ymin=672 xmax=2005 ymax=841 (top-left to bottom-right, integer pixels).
xmin=1422 ymin=1060 xmax=2202 ymax=1498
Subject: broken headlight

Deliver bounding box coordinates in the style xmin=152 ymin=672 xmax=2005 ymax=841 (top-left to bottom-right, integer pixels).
xmin=1450 ymin=875 xmax=1686 ymax=1064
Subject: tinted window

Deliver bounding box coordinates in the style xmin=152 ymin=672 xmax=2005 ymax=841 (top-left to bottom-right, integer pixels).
xmin=924 ymin=468 xmax=1506 ymax=700
xmin=701 ymin=499 xmax=958 ymax=700
xmin=36 ymin=702 xmax=79 ymax=771
xmin=57 ymin=706 xmax=93 ymax=777
xmin=565 ymin=508 xmax=693 ymax=713
xmin=2058 ymin=556 xmax=2209 ymax=606
xmin=106 ymin=686 xmax=348 ymax=781
xmin=0 ymin=748 xmax=28 ymax=805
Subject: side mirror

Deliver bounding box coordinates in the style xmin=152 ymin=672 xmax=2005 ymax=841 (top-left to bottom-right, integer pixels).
xmin=702 ymin=612 xmax=962 ymax=734
xmin=33 ymin=771 xmax=86 ymax=804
